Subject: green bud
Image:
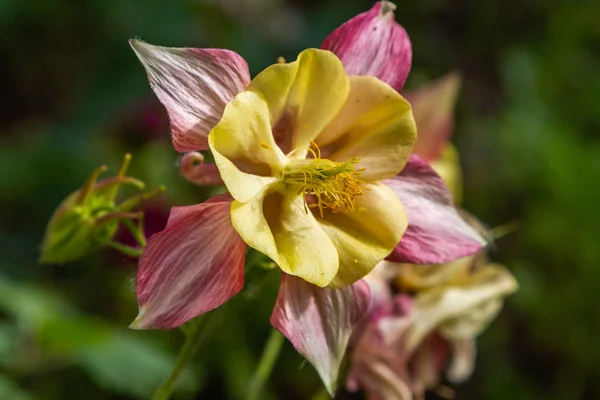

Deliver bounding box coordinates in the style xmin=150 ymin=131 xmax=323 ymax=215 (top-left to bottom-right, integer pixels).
xmin=40 ymin=154 xmax=164 ymax=263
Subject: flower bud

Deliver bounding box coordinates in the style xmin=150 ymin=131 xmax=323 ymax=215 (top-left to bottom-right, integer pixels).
xmin=40 ymin=154 xmax=164 ymax=263
xmin=179 ymin=152 xmax=223 ymax=186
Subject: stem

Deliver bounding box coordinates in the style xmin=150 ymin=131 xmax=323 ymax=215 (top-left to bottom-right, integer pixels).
xmin=76 ymin=165 xmax=106 ymax=205
xmin=245 ymin=328 xmax=285 ymax=400
xmin=310 ymin=387 xmax=330 ymax=400
xmin=123 ymin=218 xmax=146 ymax=248
xmin=151 ymin=315 xmax=213 ymax=400
xmin=107 ymin=153 xmax=132 ymax=200
xmin=104 ymin=241 xmax=143 ymax=258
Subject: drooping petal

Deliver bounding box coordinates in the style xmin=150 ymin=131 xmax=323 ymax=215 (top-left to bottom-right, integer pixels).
xmin=318 ymin=183 xmax=408 ymax=288
xmin=405 ymin=264 xmax=518 ymax=350
xmin=130 ymin=40 xmax=250 ymax=152
xmin=179 ymin=152 xmax=224 ymax=186
xmin=209 ymin=90 xmax=285 ymax=202
xmin=271 ymin=274 xmax=370 ymax=395
xmin=317 ymin=75 xmax=416 ymax=181
xmin=231 ymin=190 xmax=339 ymax=287
xmin=132 ymin=195 xmax=245 ymax=329
xmin=406 ymin=73 xmax=462 ymax=162
xmin=321 ymin=1 xmax=412 ymax=92
xmin=446 ymin=339 xmax=476 ymax=383
xmin=347 ymin=356 xmax=413 ymax=400
xmin=385 ymin=155 xmax=486 ymax=264
xmin=247 ymin=48 xmax=350 ymax=154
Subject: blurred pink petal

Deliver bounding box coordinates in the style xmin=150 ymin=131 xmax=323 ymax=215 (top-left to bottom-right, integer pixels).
xmin=410 ymin=334 xmax=449 ymax=396
xmin=180 ymin=152 xmax=224 ymax=186
xmin=130 ymin=40 xmax=250 ymax=152
xmin=347 ymin=293 xmax=414 ymax=400
xmin=384 ymin=155 xmax=485 ymax=263
xmin=405 ymin=73 xmax=462 ymax=162
xmin=321 ymin=1 xmax=412 ymax=92
xmin=347 ymin=347 xmax=413 ymax=400
xmin=270 ymin=274 xmax=370 ymax=395
xmin=132 ymin=195 xmax=245 ymax=329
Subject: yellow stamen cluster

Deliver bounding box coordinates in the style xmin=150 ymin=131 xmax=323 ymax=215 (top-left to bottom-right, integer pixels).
xmin=282 ymin=145 xmax=366 ymax=217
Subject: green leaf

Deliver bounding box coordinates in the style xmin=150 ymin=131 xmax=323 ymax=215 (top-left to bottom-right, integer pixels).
xmin=0 ymin=375 xmax=35 ymax=400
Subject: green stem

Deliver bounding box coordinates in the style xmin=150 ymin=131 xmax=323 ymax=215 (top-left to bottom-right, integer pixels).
xmin=151 ymin=315 xmax=213 ymax=400
xmin=310 ymin=387 xmax=330 ymax=400
xmin=123 ymin=218 xmax=146 ymax=248
xmin=104 ymin=241 xmax=143 ymax=258
xmin=245 ymin=328 xmax=285 ymax=400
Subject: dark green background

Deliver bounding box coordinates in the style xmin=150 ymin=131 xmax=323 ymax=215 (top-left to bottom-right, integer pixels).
xmin=1 ymin=0 xmax=599 ymax=398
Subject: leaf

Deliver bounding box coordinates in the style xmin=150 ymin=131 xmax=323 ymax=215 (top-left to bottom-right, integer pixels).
xmin=0 ymin=375 xmax=35 ymax=400
xmin=0 ymin=274 xmax=201 ymax=399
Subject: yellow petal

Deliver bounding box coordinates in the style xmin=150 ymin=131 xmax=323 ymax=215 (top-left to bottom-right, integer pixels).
xmin=318 ymin=183 xmax=408 ymax=288
xmin=396 ymin=255 xmax=476 ymax=291
xmin=406 ymin=264 xmax=518 ymax=350
xmin=430 ymin=144 xmax=463 ymax=204
xmin=231 ymin=190 xmax=339 ymax=287
xmin=209 ymin=91 xmax=285 ymax=202
xmin=317 ymin=75 xmax=416 ymax=181
xmin=248 ymin=48 xmax=350 ymax=155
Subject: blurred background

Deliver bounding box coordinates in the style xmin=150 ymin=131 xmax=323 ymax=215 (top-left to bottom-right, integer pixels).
xmin=1 ymin=0 xmax=599 ymax=399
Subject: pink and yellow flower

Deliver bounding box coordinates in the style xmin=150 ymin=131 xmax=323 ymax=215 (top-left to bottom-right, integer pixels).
xmin=130 ymin=1 xmax=486 ymax=392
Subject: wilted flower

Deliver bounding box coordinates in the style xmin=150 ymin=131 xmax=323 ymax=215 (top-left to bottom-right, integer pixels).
xmin=347 ymin=248 xmax=518 ymax=400
xmin=41 ymin=154 xmax=163 ymax=263
xmin=129 ymin=1 xmax=486 ymax=393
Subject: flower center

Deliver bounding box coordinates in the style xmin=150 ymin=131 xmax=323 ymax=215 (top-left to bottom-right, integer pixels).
xmin=281 ymin=144 xmax=366 ymax=217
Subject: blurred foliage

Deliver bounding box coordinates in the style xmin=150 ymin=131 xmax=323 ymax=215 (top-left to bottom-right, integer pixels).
xmin=0 ymin=0 xmax=598 ymax=399
xmin=0 ymin=274 xmax=199 ymax=399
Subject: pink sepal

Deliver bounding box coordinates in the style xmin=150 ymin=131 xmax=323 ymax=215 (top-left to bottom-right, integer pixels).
xmin=321 ymin=1 xmax=412 ymax=92
xmin=130 ymin=40 xmax=250 ymax=152
xmin=385 ymin=155 xmax=485 ymax=264
xmin=270 ymin=274 xmax=370 ymax=395
xmin=132 ymin=194 xmax=245 ymax=329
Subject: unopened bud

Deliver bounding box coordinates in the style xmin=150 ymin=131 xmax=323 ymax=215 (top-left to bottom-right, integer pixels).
xmin=40 ymin=154 xmax=164 ymax=263
xmin=180 ymin=152 xmax=224 ymax=186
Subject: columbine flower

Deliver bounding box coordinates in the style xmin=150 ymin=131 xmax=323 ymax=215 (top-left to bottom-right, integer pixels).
xmin=129 ymin=0 xmax=486 ymax=392
xmin=207 ymin=48 xmax=416 ymax=288
xmin=347 ymin=248 xmax=518 ymax=400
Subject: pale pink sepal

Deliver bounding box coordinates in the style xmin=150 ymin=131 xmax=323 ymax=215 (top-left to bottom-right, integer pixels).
xmin=446 ymin=339 xmax=476 ymax=383
xmin=270 ymin=274 xmax=370 ymax=395
xmin=384 ymin=155 xmax=485 ymax=264
xmin=321 ymin=1 xmax=412 ymax=92
xmin=132 ymin=195 xmax=245 ymax=329
xmin=130 ymin=40 xmax=250 ymax=152
xmin=405 ymin=73 xmax=462 ymax=162
xmin=180 ymin=152 xmax=224 ymax=186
